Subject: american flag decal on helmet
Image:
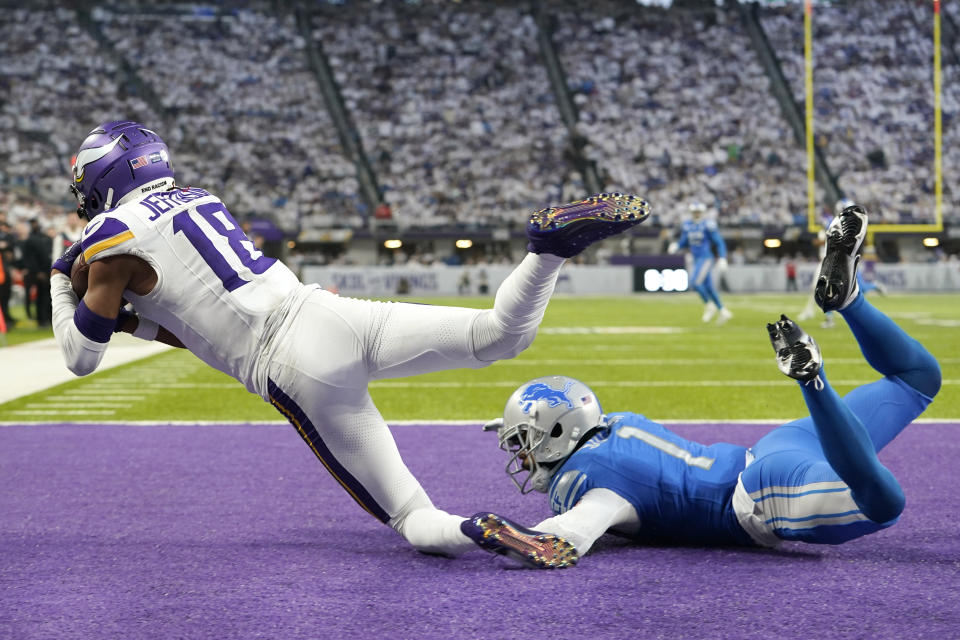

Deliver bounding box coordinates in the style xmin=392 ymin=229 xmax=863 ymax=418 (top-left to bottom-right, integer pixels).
xmin=130 ymin=155 xmax=148 ymax=170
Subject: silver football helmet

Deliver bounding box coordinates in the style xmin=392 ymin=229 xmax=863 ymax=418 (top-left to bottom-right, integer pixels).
xmin=689 ymin=201 xmax=707 ymax=219
xmin=486 ymin=376 xmax=604 ymax=494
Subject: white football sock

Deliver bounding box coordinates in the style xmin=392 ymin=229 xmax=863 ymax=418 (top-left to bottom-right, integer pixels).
xmin=472 ymin=253 xmax=564 ymax=361
xmin=389 ymin=487 xmax=475 ymax=556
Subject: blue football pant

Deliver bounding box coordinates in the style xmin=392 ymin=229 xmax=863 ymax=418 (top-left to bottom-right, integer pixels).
xmin=741 ymin=294 xmax=940 ymax=544
xmin=690 ymin=257 xmax=723 ymax=308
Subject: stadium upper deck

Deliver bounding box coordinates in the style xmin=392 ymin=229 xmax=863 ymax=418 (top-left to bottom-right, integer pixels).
xmin=0 ymin=0 xmax=955 ymax=234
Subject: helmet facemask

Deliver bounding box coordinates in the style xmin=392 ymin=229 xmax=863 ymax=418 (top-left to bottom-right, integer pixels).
xmin=490 ymin=376 xmax=605 ymax=494
xmin=498 ymin=416 xmax=558 ymax=495
xmin=68 ymin=181 xmax=87 ymax=220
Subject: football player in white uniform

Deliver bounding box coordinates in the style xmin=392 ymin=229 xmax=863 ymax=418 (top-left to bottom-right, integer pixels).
xmin=52 ymin=121 xmax=650 ymax=569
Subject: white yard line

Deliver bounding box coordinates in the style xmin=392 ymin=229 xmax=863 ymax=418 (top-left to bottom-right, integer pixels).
xmin=49 ymin=392 xmax=152 ymax=399
xmin=77 ymin=383 xmax=239 ymax=389
xmin=24 ymin=402 xmax=134 ymax=408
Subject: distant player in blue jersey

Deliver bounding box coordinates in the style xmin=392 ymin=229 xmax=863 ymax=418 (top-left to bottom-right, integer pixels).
xmin=485 ymin=205 xmax=940 ymax=555
xmin=670 ymin=202 xmax=732 ymax=324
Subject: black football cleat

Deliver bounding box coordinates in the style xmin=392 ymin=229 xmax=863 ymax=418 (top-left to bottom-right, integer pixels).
xmin=526 ymin=193 xmax=650 ymax=258
xmin=461 ymin=512 xmax=579 ymax=569
xmin=767 ymin=314 xmax=823 ymax=383
xmin=815 ymin=204 xmax=868 ymax=312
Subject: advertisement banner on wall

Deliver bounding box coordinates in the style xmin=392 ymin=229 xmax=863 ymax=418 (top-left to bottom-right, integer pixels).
xmin=299 ymin=263 xmax=960 ymax=297
xmin=300 ymin=265 xmax=635 ymax=297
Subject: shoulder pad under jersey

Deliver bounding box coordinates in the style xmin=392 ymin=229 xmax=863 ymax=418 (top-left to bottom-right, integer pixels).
xmin=80 ymin=214 xmax=136 ymax=264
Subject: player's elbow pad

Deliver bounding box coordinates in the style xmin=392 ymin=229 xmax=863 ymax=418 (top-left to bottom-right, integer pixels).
xmin=57 ymin=316 xmax=110 ymax=376
xmin=66 ymin=348 xmax=104 ymax=377
xmin=52 ymin=276 xmax=111 ymax=376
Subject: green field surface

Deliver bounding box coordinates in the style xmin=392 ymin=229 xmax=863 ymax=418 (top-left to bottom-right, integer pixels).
xmin=1 ymin=293 xmax=957 ymax=423
xmin=0 ymin=305 xmax=54 ymax=346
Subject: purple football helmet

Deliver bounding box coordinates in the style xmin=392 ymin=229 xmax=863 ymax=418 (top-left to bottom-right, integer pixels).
xmin=70 ymin=121 xmax=175 ymax=220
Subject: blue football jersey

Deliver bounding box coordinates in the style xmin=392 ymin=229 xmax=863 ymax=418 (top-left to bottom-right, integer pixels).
xmin=676 ymin=218 xmax=726 ymax=260
xmin=548 ymin=413 xmax=755 ymax=546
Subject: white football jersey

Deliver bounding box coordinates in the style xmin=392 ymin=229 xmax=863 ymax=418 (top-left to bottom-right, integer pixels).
xmin=80 ymin=187 xmax=302 ymax=397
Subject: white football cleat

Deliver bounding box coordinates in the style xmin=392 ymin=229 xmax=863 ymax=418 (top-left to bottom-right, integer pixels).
xmin=815 ymin=205 xmax=867 ymax=312
xmin=716 ymin=307 xmax=733 ymax=325
xmin=701 ymin=301 xmax=718 ymax=323
xmin=767 ymin=314 xmax=823 ymax=383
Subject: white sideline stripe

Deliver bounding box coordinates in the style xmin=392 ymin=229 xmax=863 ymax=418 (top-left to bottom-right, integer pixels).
xmin=368 ymin=379 xmax=960 ymax=389
xmin=492 ymin=358 xmax=960 ymax=366
xmin=0 ymin=336 xmax=171 ymax=404
xmin=1 ymin=419 xmax=957 ymax=427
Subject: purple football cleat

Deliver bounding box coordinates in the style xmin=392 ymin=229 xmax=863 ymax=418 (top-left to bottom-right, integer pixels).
xmin=526 ymin=193 xmax=650 ymax=258
xmin=461 ymin=512 xmax=579 ymax=569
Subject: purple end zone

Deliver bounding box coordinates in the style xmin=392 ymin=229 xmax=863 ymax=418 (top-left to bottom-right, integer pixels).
xmin=1 ymin=422 xmax=958 ymax=639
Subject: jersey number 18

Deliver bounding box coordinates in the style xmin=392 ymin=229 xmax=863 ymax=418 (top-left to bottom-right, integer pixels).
xmin=173 ymin=202 xmax=275 ymax=291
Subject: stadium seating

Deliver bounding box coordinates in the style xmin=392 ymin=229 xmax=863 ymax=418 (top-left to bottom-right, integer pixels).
xmin=0 ymin=1 xmax=954 ymax=237
xmin=314 ymin=3 xmax=572 ymax=227
xmin=759 ymin=1 xmax=954 ymax=225
xmin=552 ymin=5 xmax=813 ymax=227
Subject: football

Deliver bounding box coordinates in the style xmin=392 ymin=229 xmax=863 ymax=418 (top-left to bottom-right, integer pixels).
xmin=71 ymin=254 xmax=89 ymax=299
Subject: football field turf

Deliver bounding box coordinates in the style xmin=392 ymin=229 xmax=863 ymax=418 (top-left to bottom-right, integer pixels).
xmin=2 ymin=293 xmax=959 ymax=639
xmin=2 ymin=421 xmax=958 ymax=639
xmin=1 ymin=293 xmax=957 ymax=423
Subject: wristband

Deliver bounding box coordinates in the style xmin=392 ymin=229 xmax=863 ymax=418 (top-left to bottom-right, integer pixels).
xmin=73 ymin=300 xmax=115 ymax=343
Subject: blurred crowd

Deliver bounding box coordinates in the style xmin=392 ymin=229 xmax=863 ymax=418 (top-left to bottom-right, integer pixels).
xmin=0 ymin=0 xmax=954 ymax=248
xmin=554 ymin=5 xmax=813 ymax=227
xmin=96 ymin=7 xmax=362 ymax=229
xmin=315 ymin=3 xmax=574 ymax=227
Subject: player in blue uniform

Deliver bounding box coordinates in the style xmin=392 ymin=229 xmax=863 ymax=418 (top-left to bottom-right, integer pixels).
xmin=670 ymin=202 xmax=731 ymax=324
xmin=485 ymin=205 xmax=940 ymax=554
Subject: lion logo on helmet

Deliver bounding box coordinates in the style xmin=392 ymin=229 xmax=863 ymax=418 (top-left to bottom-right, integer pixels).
xmin=519 ymin=381 xmax=575 ymax=414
